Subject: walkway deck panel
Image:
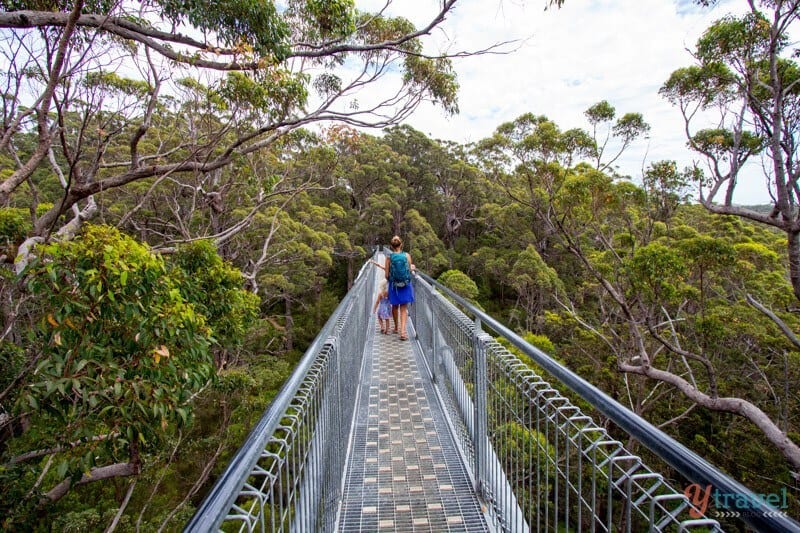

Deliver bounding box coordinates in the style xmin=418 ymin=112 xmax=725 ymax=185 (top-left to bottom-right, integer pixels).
xmin=338 ymin=309 xmax=489 ymax=532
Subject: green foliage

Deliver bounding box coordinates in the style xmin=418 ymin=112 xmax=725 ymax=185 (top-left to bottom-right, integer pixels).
xmin=629 ymin=242 xmax=688 ymax=302
xmin=0 ymin=341 xmax=25 ymax=396
xmin=401 ymin=208 xmax=447 ymax=273
xmin=220 ymin=70 xmax=309 ymax=119
xmin=695 ymin=13 xmax=774 ymax=64
xmin=691 ymin=128 xmax=762 ymax=156
xmin=169 ymin=240 xmax=260 ymax=350
xmin=510 ymin=245 xmax=563 ymax=296
xmin=52 ymin=507 xmax=124 ymax=532
xmin=585 ymin=100 xmax=615 ymax=124
xmin=660 ymin=63 xmax=738 ymax=108
xmin=158 ymin=0 xmax=291 ymax=58
xmin=304 ymin=0 xmax=356 ymax=37
xmin=84 ymin=71 xmax=151 ymax=97
xmin=613 ymin=112 xmax=649 ymax=142
xmin=403 ymin=55 xmax=459 ymax=115
xmin=437 ymin=269 xmax=479 ymax=301
xmin=10 ymin=225 xmax=214 ymax=505
xmin=0 ymin=207 xmax=31 ymax=257
xmin=524 ymin=332 xmax=555 ymax=355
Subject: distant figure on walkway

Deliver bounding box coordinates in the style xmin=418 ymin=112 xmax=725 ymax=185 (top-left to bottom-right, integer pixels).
xmin=385 ymin=235 xmax=415 ymax=340
xmin=373 ymin=280 xmax=392 ymax=334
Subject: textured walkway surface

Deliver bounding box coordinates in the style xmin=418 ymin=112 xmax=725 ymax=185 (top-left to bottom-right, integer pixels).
xmin=337 ymin=312 xmax=489 ymax=532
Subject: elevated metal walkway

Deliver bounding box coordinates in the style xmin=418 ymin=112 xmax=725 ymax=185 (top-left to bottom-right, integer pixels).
xmin=337 ymin=308 xmax=487 ymax=531
xmin=185 ymin=255 xmax=800 ymax=533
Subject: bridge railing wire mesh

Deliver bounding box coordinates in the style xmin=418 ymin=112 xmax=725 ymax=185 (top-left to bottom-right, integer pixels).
xmin=186 ymin=254 xmax=799 ymax=533
xmin=185 ymin=260 xmax=376 ymax=532
xmin=411 ymin=271 xmax=796 ymax=533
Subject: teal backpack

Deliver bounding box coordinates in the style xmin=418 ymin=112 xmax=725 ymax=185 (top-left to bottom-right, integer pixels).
xmin=389 ymin=252 xmax=411 ymax=288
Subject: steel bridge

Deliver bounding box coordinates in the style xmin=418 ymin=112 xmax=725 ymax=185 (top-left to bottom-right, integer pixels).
xmin=186 ymin=254 xmax=800 ymax=532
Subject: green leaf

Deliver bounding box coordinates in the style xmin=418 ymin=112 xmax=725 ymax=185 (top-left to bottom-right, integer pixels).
xmin=57 ymin=460 xmax=69 ymax=480
xmin=73 ymin=358 xmax=89 ymax=374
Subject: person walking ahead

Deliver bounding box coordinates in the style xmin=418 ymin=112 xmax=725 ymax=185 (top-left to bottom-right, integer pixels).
xmin=385 ymin=235 xmax=415 ymax=340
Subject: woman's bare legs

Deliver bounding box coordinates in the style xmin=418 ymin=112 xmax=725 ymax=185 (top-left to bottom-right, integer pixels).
xmin=398 ymin=304 xmax=408 ymax=340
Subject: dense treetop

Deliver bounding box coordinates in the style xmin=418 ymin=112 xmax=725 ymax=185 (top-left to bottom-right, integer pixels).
xmin=0 ymin=0 xmax=797 ymax=530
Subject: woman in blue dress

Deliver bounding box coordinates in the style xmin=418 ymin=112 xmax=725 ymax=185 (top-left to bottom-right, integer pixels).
xmin=384 ymin=235 xmax=415 ymax=340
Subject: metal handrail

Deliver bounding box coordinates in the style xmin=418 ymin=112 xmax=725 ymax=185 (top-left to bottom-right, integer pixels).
xmin=415 ymin=271 xmax=800 ymax=533
xmin=185 ymin=260 xmax=375 ymax=532
xmin=184 ymin=257 xmax=798 ymax=532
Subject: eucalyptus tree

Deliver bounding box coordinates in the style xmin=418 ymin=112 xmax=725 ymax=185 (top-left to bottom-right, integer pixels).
xmin=400 ymin=207 xmax=448 ymax=273
xmin=656 ymin=0 xmax=800 ymax=475
xmin=478 ymin=104 xmax=800 ymax=482
xmin=475 ymin=110 xmax=612 ymax=256
xmin=388 ymin=130 xmax=486 ymax=250
xmin=432 ymin=141 xmax=487 ymax=249
xmin=660 ymin=0 xmax=800 ymax=300
xmin=326 ymin=126 xmax=405 ymax=244
xmin=529 ymin=157 xmax=800 ymax=477
xmin=0 ymin=226 xmax=258 ymax=521
xmin=584 ymin=100 xmax=650 ymax=174
xmin=0 ymin=0 xmax=470 ymax=259
xmin=0 ymin=0 xmax=461 ymax=522
xmin=508 ymin=244 xmax=564 ymax=332
xmin=381 ymin=125 xmax=442 ymax=215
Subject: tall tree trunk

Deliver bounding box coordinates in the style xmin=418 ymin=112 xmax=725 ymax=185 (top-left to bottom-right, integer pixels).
xmin=285 ymin=294 xmax=293 ymax=352
xmin=787 ymin=229 xmax=800 ymax=302
xmin=347 ymin=256 xmax=354 ymax=290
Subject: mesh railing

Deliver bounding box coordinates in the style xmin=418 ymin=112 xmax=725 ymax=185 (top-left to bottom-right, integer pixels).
xmin=411 ymin=272 xmax=799 ymax=533
xmin=186 ymin=256 xmax=799 ymax=533
xmin=185 ymin=261 xmax=376 ymax=532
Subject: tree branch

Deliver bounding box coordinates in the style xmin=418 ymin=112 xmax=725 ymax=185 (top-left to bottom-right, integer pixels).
xmin=9 ymin=432 xmax=120 ymax=465
xmin=104 ymin=479 xmax=136 ymax=533
xmin=44 ymin=462 xmax=138 ymax=503
xmin=745 ymin=293 xmax=800 ymax=351
xmin=0 ymin=0 xmax=82 ymax=204
xmin=619 ymin=362 xmax=800 ymax=470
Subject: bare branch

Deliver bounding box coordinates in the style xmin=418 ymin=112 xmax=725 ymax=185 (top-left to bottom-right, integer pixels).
xmin=104 ymin=479 xmax=136 ymax=533
xmin=619 ymin=362 xmax=800 ymax=470
xmin=44 ymin=462 xmax=138 ymax=503
xmin=8 ymin=432 xmax=120 ymax=465
xmin=0 ymin=0 xmax=83 ymax=203
xmin=745 ymin=293 xmax=800 ymax=351
xmin=657 ymin=403 xmax=698 ymax=429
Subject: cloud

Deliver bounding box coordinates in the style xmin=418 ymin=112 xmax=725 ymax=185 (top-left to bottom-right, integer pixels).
xmin=353 ymin=0 xmax=771 ymax=203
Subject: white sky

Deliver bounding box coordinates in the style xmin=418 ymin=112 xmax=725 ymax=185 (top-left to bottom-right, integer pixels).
xmin=354 ymin=0 xmax=774 ymax=204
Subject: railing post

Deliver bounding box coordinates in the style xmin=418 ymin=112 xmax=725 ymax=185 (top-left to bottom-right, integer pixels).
xmin=430 ymin=287 xmax=438 ymax=383
xmin=368 ymin=251 xmax=377 ymax=323
xmin=473 ymin=317 xmax=488 ymax=497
